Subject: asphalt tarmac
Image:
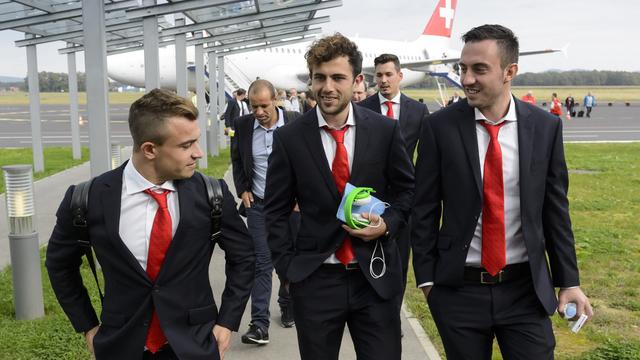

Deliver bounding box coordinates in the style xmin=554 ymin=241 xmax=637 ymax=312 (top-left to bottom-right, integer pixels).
xmin=0 ymin=102 xmax=638 ymax=147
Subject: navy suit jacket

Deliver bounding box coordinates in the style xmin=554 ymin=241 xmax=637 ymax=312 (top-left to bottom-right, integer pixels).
xmin=358 ymin=92 xmax=429 ymax=159
xmin=264 ymin=104 xmax=415 ymax=300
xmin=411 ymin=98 xmax=580 ymax=315
xmin=46 ymin=164 xmax=255 ymax=359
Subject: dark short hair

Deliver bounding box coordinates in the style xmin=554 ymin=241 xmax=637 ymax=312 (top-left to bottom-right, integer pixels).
xmin=305 ymin=33 xmax=362 ymax=78
xmin=248 ymin=79 xmax=276 ymax=99
xmin=461 ymin=24 xmax=519 ymax=68
xmin=374 ymin=53 xmax=401 ymax=71
xmin=128 ymin=88 xmax=198 ymax=150
xmin=236 ymin=88 xmax=246 ymax=96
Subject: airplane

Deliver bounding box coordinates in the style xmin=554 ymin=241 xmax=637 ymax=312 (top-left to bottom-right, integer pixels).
xmin=107 ymin=0 xmax=562 ymax=105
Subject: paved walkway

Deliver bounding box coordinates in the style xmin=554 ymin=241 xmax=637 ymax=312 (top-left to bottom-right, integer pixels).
xmin=0 ymin=156 xmax=440 ymax=359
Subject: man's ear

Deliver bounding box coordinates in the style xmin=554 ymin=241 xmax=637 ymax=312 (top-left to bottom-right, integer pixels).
xmin=354 ymin=73 xmax=364 ymax=86
xmin=504 ymin=63 xmax=518 ymax=83
xmin=140 ymin=141 xmax=158 ymax=160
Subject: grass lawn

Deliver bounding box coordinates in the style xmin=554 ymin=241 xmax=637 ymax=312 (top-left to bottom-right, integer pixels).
xmin=404 ymin=86 xmax=640 ymax=104
xmin=405 ymin=143 xmax=640 ymax=360
xmin=0 ymin=150 xmax=231 ymax=359
xmin=0 ymin=91 xmax=145 ymax=105
xmin=0 ymin=147 xmax=90 ymax=194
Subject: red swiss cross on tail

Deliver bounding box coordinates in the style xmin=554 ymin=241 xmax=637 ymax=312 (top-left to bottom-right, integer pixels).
xmin=422 ymin=0 xmax=457 ymax=38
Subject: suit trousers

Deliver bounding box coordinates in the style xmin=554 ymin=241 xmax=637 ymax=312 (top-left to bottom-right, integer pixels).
xmin=427 ymin=269 xmax=555 ymax=360
xmin=290 ymin=265 xmax=401 ymax=360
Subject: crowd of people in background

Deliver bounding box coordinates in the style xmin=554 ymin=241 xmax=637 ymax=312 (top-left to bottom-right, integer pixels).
xmin=518 ymin=89 xmax=596 ymax=119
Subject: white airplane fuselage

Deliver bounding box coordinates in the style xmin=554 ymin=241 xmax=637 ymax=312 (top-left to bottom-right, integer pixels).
xmin=106 ymin=35 xmax=460 ymax=92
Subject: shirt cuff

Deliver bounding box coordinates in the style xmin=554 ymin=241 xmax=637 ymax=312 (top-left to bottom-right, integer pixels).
xmin=418 ymin=282 xmax=434 ymax=288
xmin=560 ymin=286 xmax=579 ymax=290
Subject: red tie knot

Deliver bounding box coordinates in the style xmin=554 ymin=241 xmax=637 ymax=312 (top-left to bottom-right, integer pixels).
xmin=479 ymin=120 xmax=508 ymax=139
xmin=144 ymin=188 xmax=170 ymax=209
xmin=323 ymin=125 xmax=349 ymax=144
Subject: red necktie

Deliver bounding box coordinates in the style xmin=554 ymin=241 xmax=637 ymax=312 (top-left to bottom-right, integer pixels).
xmin=144 ymin=188 xmax=172 ymax=353
xmin=479 ymin=121 xmax=507 ymax=276
xmin=324 ymin=126 xmax=354 ymax=265
xmin=384 ymin=101 xmax=395 ymax=119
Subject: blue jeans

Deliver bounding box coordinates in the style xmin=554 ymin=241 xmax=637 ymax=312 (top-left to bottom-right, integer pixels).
xmin=246 ymin=201 xmax=273 ymax=329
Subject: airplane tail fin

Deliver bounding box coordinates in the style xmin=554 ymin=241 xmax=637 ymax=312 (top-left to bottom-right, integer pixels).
xmin=422 ymin=0 xmax=458 ymax=38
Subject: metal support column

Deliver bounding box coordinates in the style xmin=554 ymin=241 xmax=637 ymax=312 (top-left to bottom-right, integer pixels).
xmin=143 ymin=0 xmax=160 ymax=91
xmin=208 ymin=53 xmax=218 ymax=157
xmin=25 ymin=35 xmax=44 ymax=173
xmin=218 ymin=55 xmax=226 ymax=115
xmin=66 ymin=43 xmax=81 ymax=160
xmin=174 ymin=16 xmax=187 ymax=97
xmin=217 ymin=56 xmax=228 ymax=149
xmin=83 ymin=0 xmax=111 ymax=177
xmin=195 ymin=33 xmax=207 ymax=168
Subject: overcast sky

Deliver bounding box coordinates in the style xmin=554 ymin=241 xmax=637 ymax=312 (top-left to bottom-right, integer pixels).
xmin=0 ymin=0 xmax=638 ymax=77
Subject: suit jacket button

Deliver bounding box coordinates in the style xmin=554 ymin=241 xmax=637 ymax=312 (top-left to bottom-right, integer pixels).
xmin=153 ymin=286 xmax=160 ymax=293
xmin=463 ymin=244 xmax=469 ymax=250
xmin=143 ymin=320 xmax=149 ymax=327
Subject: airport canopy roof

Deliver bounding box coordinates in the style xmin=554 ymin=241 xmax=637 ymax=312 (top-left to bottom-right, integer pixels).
xmin=0 ymin=0 xmax=341 ymax=55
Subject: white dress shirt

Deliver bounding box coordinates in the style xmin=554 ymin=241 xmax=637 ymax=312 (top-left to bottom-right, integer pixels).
xmin=316 ymin=104 xmax=357 ymax=264
xmin=119 ymin=160 xmax=180 ymax=271
xmin=468 ymin=95 xmax=528 ymax=266
xmin=378 ymin=92 xmax=402 ymax=120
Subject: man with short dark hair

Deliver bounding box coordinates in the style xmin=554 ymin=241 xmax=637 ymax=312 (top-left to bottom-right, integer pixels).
xmin=265 ymin=34 xmax=414 ymax=359
xmin=231 ymin=79 xmax=301 ymax=344
xmin=224 ymin=88 xmax=248 ymax=131
xmin=411 ymin=25 xmax=592 ymax=360
xmin=46 ymin=88 xmax=255 ymax=360
xmin=359 ymin=53 xmax=429 ymax=159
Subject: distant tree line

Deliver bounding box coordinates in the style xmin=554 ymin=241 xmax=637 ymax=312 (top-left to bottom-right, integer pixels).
xmin=22 ymin=72 xmax=86 ymax=92
xmin=407 ymin=70 xmax=640 ymax=88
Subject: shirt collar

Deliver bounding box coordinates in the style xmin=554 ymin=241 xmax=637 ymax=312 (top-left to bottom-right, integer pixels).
xmin=123 ymin=159 xmax=176 ymax=195
xmin=474 ymin=95 xmax=518 ymax=125
xmin=254 ymin=107 xmax=285 ymax=130
xmin=378 ymin=91 xmax=402 ymax=105
xmin=316 ymin=102 xmax=356 ymax=129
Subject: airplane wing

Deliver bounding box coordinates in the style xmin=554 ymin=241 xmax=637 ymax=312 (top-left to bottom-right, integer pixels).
xmin=362 ymin=48 xmax=562 ymax=74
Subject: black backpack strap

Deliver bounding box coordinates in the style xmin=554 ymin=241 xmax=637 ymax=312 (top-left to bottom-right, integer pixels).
xmin=197 ymin=172 xmax=224 ymax=242
xmin=70 ymin=178 xmax=104 ymax=303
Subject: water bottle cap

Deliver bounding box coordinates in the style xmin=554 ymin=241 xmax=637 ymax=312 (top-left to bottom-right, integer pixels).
xmin=564 ymin=302 xmax=577 ymax=319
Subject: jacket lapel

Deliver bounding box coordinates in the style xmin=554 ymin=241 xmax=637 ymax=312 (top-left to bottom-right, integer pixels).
xmin=99 ymin=163 xmax=151 ymax=283
xmin=457 ymin=101 xmax=483 ymax=196
xmin=301 ymin=111 xmax=340 ymax=200
xmin=245 ymin=119 xmax=255 ymax=184
xmin=515 ymin=99 xmax=535 ymax=194
xmin=155 ymin=177 xmax=194 ymax=281
xmin=350 ymin=106 xmax=369 ymax=183
xmin=398 ymin=94 xmax=410 ymax=131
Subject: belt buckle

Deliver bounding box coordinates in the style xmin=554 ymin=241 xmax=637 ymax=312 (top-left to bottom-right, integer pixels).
xmin=480 ymin=271 xmax=502 ymax=284
xmin=345 ymin=263 xmax=358 ymax=270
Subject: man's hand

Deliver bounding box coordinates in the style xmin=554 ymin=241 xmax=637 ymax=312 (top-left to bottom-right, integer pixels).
xmin=558 ymin=287 xmax=593 ymax=321
xmin=421 ymin=286 xmax=433 ymax=301
xmin=241 ymin=191 xmax=253 ymax=209
xmin=341 ymin=213 xmax=387 ymax=242
xmin=84 ymin=325 xmax=99 ymax=357
xmin=213 ymin=325 xmax=233 ymax=360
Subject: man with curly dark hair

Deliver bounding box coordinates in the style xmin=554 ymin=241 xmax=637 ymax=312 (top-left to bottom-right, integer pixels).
xmin=264 ymin=34 xmax=414 ymax=359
